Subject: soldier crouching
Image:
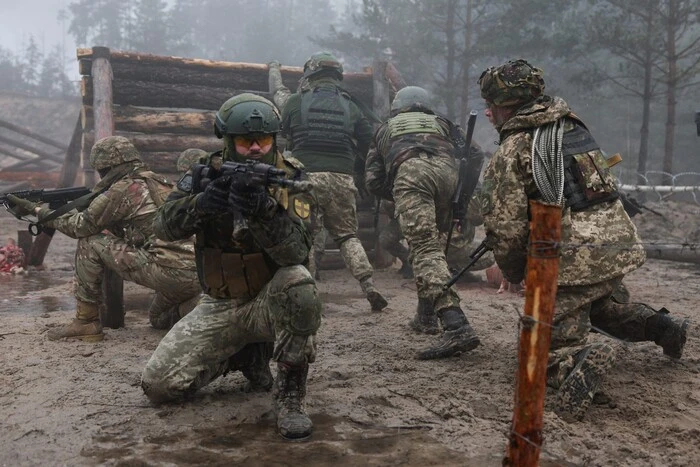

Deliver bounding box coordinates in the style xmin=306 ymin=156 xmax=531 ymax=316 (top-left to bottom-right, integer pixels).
xmin=141 ymin=93 xmax=321 ymax=441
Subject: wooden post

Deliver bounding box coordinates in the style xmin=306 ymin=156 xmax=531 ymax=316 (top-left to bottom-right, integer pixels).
xmin=91 ymin=46 xmax=124 ymax=329
xmin=370 ymin=60 xmax=394 ymax=269
xmin=504 ymin=200 xmax=562 ymax=467
xmin=16 ymin=230 xmax=33 ymax=268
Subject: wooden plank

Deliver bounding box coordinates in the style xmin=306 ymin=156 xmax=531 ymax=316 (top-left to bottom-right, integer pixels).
xmin=0 ymin=133 xmax=64 ymax=163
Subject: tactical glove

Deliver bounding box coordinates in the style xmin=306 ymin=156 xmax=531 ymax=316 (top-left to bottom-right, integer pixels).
xmin=229 ymin=177 xmax=276 ymax=219
xmin=5 ymin=194 xmax=40 ymax=217
xmin=195 ymin=176 xmax=231 ymax=214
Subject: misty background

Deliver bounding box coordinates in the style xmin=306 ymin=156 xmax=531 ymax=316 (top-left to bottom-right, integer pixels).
xmin=1 ymin=0 xmax=698 ymax=183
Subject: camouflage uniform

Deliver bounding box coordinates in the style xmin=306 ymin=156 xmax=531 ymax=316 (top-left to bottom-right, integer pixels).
xmin=366 ymin=86 xmax=481 ymax=359
xmin=35 ymin=137 xmax=199 ymax=339
xmin=479 ymin=59 xmax=688 ymax=421
xmin=275 ymin=53 xmax=387 ymax=311
xmin=142 ymin=94 xmax=321 ymax=440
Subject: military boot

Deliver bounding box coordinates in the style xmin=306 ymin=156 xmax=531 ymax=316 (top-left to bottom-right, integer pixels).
xmin=645 ymin=310 xmax=689 ymax=359
xmin=410 ymin=298 xmax=439 ymax=335
xmin=360 ymin=277 xmax=388 ymax=312
xmin=416 ymin=307 xmax=480 ymax=360
xmin=47 ymin=300 xmax=104 ymax=342
xmin=275 ymin=363 xmax=313 ymax=441
xmin=228 ymin=343 xmax=274 ymax=392
xmin=554 ymin=343 xmax=615 ymax=422
xmin=148 ymin=293 xmax=178 ymax=330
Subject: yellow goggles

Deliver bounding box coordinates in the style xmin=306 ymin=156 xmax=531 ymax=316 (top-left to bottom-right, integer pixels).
xmin=233 ymin=134 xmax=274 ymax=149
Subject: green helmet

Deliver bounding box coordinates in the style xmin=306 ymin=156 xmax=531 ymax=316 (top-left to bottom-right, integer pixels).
xmin=478 ymin=59 xmax=545 ymax=107
xmin=214 ymin=93 xmax=280 ymax=164
xmin=89 ymin=136 xmax=141 ymax=170
xmin=391 ymin=86 xmax=433 ymax=112
xmin=214 ymin=93 xmax=280 ymax=137
xmin=177 ymin=148 xmax=208 ymax=174
xmin=303 ymin=51 xmax=343 ymax=81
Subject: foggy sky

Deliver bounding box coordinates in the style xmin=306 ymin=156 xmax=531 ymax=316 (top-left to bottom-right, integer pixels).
xmin=0 ymin=0 xmax=75 ymax=56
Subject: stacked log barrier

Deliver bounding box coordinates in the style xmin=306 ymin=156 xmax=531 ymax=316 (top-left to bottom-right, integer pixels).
xmin=75 ymin=47 xmax=393 ymax=271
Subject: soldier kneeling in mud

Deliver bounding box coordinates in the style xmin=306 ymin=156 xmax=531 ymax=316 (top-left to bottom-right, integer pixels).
xmin=478 ymin=59 xmax=688 ymax=421
xmin=141 ymin=94 xmax=321 ymax=441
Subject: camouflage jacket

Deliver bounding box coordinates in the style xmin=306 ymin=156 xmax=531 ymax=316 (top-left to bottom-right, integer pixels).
xmin=482 ymin=96 xmax=645 ymax=286
xmin=153 ymin=152 xmax=312 ymax=295
xmin=38 ymin=166 xmax=195 ymax=270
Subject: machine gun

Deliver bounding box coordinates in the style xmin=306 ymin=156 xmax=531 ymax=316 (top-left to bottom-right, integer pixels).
xmin=2 ymin=186 xmax=93 ymax=235
xmin=191 ymin=160 xmax=313 ymax=194
xmin=445 ymin=110 xmax=482 ymax=255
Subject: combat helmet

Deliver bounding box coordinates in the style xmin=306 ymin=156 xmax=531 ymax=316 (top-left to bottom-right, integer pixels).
xmin=478 ymin=59 xmax=545 ymax=107
xmin=391 ymin=86 xmax=433 ymax=112
xmin=177 ymin=148 xmax=208 ymax=174
xmin=303 ymin=51 xmax=343 ymax=81
xmin=89 ymin=136 xmax=141 ymax=171
xmin=214 ymin=93 xmax=280 ymax=163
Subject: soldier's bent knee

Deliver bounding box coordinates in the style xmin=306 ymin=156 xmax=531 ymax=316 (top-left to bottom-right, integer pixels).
xmin=271 ymin=266 xmax=321 ymax=335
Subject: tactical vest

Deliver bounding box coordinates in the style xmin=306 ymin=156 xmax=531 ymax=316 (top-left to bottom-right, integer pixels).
xmin=379 ymin=112 xmax=451 ymax=171
xmin=194 ymin=154 xmax=311 ymax=301
xmin=293 ymin=83 xmax=355 ymax=156
xmin=561 ymin=118 xmax=619 ymax=211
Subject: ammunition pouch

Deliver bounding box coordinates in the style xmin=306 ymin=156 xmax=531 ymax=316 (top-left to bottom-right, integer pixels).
xmin=562 ymin=123 xmax=619 ymax=211
xmin=199 ymin=248 xmax=274 ymax=300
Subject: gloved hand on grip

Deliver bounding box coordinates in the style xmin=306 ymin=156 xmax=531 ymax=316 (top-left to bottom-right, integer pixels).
xmin=228 ymin=177 xmax=276 ymax=219
xmin=5 ymin=194 xmax=40 ymax=217
xmin=195 ymin=176 xmax=231 ymax=214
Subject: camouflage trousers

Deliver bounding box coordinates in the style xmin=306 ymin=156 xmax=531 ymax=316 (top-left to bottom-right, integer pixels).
xmin=141 ymin=265 xmax=321 ymax=403
xmin=378 ymin=217 xmax=410 ymax=265
xmin=393 ymin=153 xmax=460 ymax=312
xmin=306 ymin=172 xmax=373 ymax=281
xmin=74 ymin=234 xmax=200 ymax=323
xmin=547 ymin=275 xmax=656 ymax=389
xmin=440 ymin=227 xmax=495 ymax=273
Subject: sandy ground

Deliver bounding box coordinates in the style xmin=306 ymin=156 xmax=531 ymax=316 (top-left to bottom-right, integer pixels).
xmin=0 ymin=204 xmax=699 ymax=467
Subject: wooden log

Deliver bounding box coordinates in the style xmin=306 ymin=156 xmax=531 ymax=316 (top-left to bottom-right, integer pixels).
xmin=385 ymin=61 xmax=407 ymax=92
xmin=0 ymin=117 xmax=69 ymax=151
xmin=58 ymin=118 xmax=83 ymax=188
xmin=0 ymin=133 xmax=64 ymax=163
xmin=82 ymin=105 xmax=215 ymax=135
xmin=504 ymin=200 xmax=561 ymax=467
xmin=1 ymin=157 xmax=57 ymax=172
xmin=77 ymin=49 xmax=372 ymax=95
xmin=81 ymin=74 xmax=373 ymax=111
xmin=17 ymin=230 xmax=33 ymax=268
xmin=92 ymin=46 xmax=124 ymax=329
xmin=645 ymin=244 xmax=700 ymax=264
xmin=79 ymin=130 xmax=96 ymax=186
xmin=82 ymin=130 xmax=221 ymax=153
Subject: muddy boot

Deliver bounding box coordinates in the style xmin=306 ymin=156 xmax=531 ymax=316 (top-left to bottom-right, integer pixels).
xmin=410 ymin=298 xmax=439 ymax=335
xmin=416 ymin=307 xmax=480 ymax=360
xmin=228 ymin=343 xmax=274 ymax=392
xmin=398 ymin=262 xmax=414 ymax=279
xmin=360 ymin=277 xmax=388 ymax=312
xmin=47 ymin=300 xmax=104 ymax=342
xmin=555 ymin=343 xmax=615 ymax=422
xmin=275 ymin=363 xmax=313 ymax=441
xmin=645 ymin=310 xmax=689 ymax=359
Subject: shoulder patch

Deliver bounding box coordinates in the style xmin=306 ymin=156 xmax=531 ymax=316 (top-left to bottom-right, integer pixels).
xmin=293 ymin=198 xmax=311 ymax=219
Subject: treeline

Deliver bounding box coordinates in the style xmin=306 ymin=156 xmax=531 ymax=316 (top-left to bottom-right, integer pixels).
xmin=1 ymin=0 xmax=697 ymax=176
xmin=0 ymin=39 xmax=75 ymax=98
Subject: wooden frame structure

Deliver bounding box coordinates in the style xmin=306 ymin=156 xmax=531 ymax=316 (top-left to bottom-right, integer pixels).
xmin=70 ymin=46 xmax=404 ymax=327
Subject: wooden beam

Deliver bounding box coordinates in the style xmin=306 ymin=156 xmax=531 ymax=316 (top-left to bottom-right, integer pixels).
xmin=82 ymin=105 xmax=215 ymax=134
xmin=91 ymin=46 xmax=124 ymax=329
xmin=0 ymin=117 xmax=69 ymax=151
xmin=505 ymin=200 xmax=562 ymax=467
xmin=0 ymin=134 xmax=64 ymax=163
xmin=645 ymin=244 xmax=700 ymax=264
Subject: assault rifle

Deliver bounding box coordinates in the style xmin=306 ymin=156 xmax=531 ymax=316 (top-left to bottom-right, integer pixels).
xmin=190 ymin=160 xmax=313 ymax=194
xmin=445 ymin=110 xmax=482 ymax=255
xmin=2 ymin=186 xmax=92 ymax=235
xmin=443 ymin=238 xmax=492 ymax=290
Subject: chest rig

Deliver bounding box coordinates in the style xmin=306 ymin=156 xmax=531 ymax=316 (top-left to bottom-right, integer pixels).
xmin=379 ymin=112 xmax=450 ymax=173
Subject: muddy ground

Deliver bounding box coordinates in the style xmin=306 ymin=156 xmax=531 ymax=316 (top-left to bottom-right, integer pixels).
xmin=1 ymin=203 xmax=699 ymax=467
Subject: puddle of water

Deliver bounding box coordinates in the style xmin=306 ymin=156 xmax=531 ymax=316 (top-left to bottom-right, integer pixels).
xmin=0 ymin=271 xmax=74 ymax=313
xmin=83 ymin=415 xmax=504 ymax=466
